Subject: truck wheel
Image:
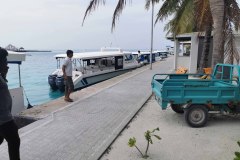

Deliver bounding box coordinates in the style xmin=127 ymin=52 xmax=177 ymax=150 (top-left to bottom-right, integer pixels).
xmin=184 ymin=105 xmax=208 ymax=127
xmin=171 ymin=104 xmax=184 ymax=114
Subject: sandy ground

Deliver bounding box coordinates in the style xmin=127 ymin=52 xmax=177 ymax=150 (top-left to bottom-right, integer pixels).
xmin=100 ymin=96 xmax=240 ymax=160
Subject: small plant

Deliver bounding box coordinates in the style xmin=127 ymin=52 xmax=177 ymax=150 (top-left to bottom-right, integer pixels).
xmin=128 ymin=127 xmax=161 ymax=159
xmin=234 ymin=141 xmax=240 ymax=160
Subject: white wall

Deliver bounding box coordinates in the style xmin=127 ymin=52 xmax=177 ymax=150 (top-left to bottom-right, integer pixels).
xmin=189 ymin=33 xmax=199 ymax=73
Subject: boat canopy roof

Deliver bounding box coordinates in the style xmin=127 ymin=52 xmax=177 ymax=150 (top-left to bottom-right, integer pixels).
xmin=7 ymin=51 xmax=26 ymax=64
xmin=132 ymin=50 xmax=169 ymax=55
xmin=153 ymin=50 xmax=169 ymax=53
xmin=55 ymin=50 xmax=127 ymax=60
xmin=132 ymin=51 xmax=150 ymax=55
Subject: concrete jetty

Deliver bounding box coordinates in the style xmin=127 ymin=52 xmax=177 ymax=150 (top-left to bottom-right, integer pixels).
xmin=0 ymin=56 xmax=174 ymax=160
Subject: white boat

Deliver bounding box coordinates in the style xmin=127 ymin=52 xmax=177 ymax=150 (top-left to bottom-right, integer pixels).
xmin=132 ymin=50 xmax=169 ymax=64
xmin=7 ymin=51 xmax=26 ymax=115
xmin=132 ymin=50 xmax=156 ymax=64
xmin=48 ymin=48 xmax=140 ymax=91
xmin=153 ymin=50 xmax=168 ymax=60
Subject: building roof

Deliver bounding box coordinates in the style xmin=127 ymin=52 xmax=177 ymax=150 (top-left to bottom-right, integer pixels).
xmin=166 ymin=32 xmax=212 ymax=41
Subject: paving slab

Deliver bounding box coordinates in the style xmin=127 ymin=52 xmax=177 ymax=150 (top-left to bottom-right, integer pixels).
xmin=0 ymin=56 xmax=174 ymax=160
xmin=100 ymin=96 xmax=240 ymax=160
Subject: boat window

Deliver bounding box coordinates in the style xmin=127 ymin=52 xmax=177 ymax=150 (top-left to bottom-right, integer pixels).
xmin=90 ymin=59 xmax=95 ymax=64
xmin=144 ymin=55 xmax=148 ymax=60
xmin=124 ymin=54 xmax=133 ymax=61
xmin=102 ymin=57 xmax=114 ymax=67
xmin=132 ymin=54 xmax=138 ymax=60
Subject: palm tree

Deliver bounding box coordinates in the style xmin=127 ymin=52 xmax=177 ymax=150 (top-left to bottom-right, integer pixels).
xmin=153 ymin=0 xmax=195 ymax=35
xmin=208 ymin=0 xmax=225 ymax=68
xmin=150 ymin=0 xmax=213 ymax=72
xmin=150 ymin=0 xmax=240 ymax=68
xmin=194 ymin=0 xmax=212 ymax=72
xmin=82 ymin=0 xmax=132 ymax=32
xmin=82 ymin=0 xmax=240 ymax=68
xmin=224 ymin=0 xmax=240 ymax=64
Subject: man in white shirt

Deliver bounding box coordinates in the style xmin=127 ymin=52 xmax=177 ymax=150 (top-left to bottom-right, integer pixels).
xmin=62 ymin=50 xmax=74 ymax=102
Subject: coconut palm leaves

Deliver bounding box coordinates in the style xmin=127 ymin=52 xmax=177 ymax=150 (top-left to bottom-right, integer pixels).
xmin=83 ymin=0 xmax=240 ymax=66
xmin=83 ymin=0 xmax=132 ymax=31
xmin=82 ymin=0 xmax=106 ymax=24
xmin=82 ymin=0 xmax=107 ymax=33
xmin=145 ymin=0 xmax=160 ymax=10
xmin=111 ymin=0 xmax=132 ymax=30
xmin=194 ymin=0 xmax=212 ymax=31
xmin=154 ymin=0 xmax=194 ymax=35
xmin=155 ymin=0 xmax=240 ymax=66
xmin=224 ymin=0 xmax=240 ymax=64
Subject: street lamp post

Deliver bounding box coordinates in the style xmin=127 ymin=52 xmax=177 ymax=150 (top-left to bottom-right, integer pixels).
xmin=150 ymin=0 xmax=154 ymax=70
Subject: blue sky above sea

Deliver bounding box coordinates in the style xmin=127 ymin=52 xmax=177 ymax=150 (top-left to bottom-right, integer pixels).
xmin=0 ymin=0 xmax=172 ymax=51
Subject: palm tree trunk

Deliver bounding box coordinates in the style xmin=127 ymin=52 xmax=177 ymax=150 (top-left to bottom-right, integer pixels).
xmin=198 ymin=24 xmax=212 ymax=74
xmin=209 ymin=0 xmax=225 ymax=68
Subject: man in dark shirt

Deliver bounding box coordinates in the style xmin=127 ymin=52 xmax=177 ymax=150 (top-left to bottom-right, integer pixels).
xmin=0 ymin=48 xmax=20 ymax=160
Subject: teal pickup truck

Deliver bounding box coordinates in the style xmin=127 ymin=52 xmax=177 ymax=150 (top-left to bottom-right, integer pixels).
xmin=151 ymin=64 xmax=240 ymax=127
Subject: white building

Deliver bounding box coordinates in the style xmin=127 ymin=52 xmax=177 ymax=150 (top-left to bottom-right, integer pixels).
xmin=167 ymin=32 xmax=213 ymax=73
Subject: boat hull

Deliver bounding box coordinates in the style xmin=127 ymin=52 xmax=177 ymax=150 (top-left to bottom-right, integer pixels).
xmin=49 ymin=68 xmax=136 ymax=92
xmin=74 ymin=68 xmax=134 ymax=90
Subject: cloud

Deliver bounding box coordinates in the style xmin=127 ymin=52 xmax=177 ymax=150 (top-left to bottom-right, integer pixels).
xmin=0 ymin=0 xmax=172 ymax=50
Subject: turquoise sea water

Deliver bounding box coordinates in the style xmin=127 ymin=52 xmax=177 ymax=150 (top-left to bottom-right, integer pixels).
xmin=7 ymin=49 xmax=138 ymax=106
xmin=7 ymin=51 xmax=66 ymax=106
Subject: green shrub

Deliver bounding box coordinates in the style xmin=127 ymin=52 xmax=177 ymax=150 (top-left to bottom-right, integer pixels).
xmin=128 ymin=127 xmax=161 ymax=159
xmin=234 ymin=141 xmax=240 ymax=160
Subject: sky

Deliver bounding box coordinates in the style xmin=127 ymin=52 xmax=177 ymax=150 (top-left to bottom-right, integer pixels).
xmin=0 ymin=0 xmax=172 ymax=50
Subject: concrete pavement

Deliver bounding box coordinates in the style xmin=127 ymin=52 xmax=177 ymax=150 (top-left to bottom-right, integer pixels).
xmin=0 ymin=56 xmax=174 ymax=160
xmin=100 ymin=96 xmax=240 ymax=160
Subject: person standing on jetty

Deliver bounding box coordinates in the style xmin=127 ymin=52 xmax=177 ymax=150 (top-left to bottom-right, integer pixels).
xmin=62 ymin=50 xmax=74 ymax=102
xmin=0 ymin=48 xmax=21 ymax=160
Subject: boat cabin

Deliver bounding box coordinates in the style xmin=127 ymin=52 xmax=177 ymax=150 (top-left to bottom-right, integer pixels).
xmin=132 ymin=51 xmax=156 ymax=64
xmin=49 ymin=48 xmax=139 ymax=91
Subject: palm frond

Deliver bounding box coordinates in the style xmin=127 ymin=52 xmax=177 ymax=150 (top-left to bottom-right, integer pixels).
xmin=164 ymin=0 xmax=194 ymax=35
xmin=112 ymin=0 xmax=132 ymax=31
xmin=82 ymin=0 xmax=106 ymax=26
xmin=224 ymin=0 xmax=240 ymax=64
xmin=155 ymin=0 xmax=181 ymax=23
xmin=225 ymin=0 xmax=240 ymax=31
xmin=224 ymin=27 xmax=239 ymax=64
xmin=145 ymin=0 xmax=160 ymax=10
xmin=194 ymin=0 xmax=212 ymax=31
xmin=145 ymin=0 xmax=151 ymax=10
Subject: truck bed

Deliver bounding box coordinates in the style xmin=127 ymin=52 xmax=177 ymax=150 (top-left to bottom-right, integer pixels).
xmin=152 ymin=74 xmax=240 ymax=109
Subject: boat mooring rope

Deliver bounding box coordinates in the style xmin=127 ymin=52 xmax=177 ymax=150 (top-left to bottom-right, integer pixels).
xmin=22 ymin=87 xmax=33 ymax=109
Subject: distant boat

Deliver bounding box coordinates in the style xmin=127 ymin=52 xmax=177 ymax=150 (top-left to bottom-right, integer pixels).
xmin=5 ymin=44 xmax=51 ymax=52
xmin=132 ymin=50 xmax=156 ymax=64
xmin=132 ymin=50 xmax=170 ymax=64
xmin=48 ymin=47 xmax=141 ymax=91
xmin=153 ymin=50 xmax=169 ymax=60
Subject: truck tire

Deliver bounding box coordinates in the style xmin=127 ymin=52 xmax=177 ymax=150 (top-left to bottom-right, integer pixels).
xmin=184 ymin=105 xmax=208 ymax=127
xmin=171 ymin=104 xmax=184 ymax=114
